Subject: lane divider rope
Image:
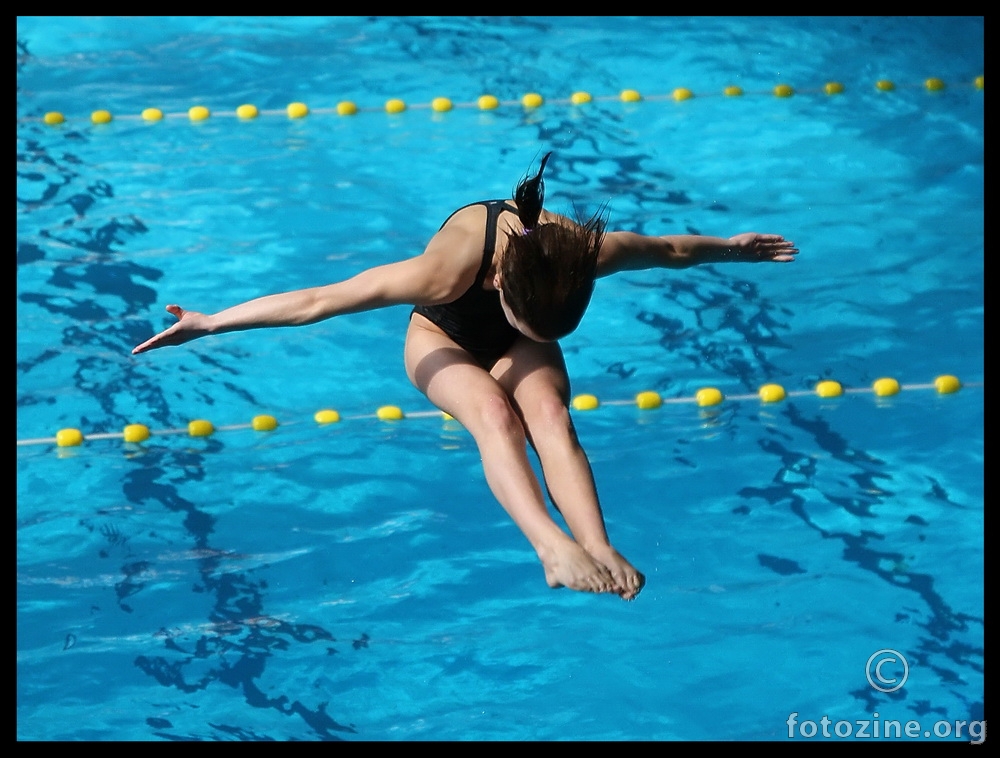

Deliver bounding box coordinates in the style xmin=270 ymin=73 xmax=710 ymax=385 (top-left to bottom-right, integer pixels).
xmin=24 ymin=76 xmax=984 ymax=127
xmin=16 ymin=375 xmax=977 ymax=449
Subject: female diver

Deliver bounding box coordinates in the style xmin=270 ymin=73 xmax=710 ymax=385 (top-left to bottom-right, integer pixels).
xmin=132 ymin=152 xmax=798 ymax=601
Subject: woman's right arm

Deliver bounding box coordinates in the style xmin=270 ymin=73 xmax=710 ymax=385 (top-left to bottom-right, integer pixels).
xmin=131 ymin=224 xmax=480 ymax=355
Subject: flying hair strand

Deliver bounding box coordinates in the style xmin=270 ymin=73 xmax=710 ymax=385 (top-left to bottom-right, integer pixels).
xmin=513 ymin=151 xmax=552 ymax=231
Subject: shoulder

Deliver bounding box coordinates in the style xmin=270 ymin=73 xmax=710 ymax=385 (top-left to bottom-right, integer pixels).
xmin=439 ymin=200 xmax=514 ymax=231
xmin=413 ymin=204 xmax=491 ymax=302
xmin=431 ymin=203 xmax=489 ymax=252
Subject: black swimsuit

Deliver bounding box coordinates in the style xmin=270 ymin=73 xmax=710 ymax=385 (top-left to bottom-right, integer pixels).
xmin=411 ymin=200 xmax=520 ymax=369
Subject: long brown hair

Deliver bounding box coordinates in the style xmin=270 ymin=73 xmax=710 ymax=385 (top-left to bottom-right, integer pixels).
xmin=500 ymin=152 xmax=607 ymax=340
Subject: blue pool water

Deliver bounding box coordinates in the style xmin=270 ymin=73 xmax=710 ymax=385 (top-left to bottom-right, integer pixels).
xmin=17 ymin=16 xmax=983 ymax=742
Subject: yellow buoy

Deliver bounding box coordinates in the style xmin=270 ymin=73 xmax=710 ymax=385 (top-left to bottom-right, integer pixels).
xmin=875 ymin=79 xmax=895 ymax=92
xmin=620 ymin=89 xmax=642 ymax=102
xmin=56 ymin=428 xmax=84 ymax=447
xmin=287 ymin=102 xmax=309 ymax=118
xmin=570 ymin=91 xmax=592 ymax=105
xmin=123 ymin=423 xmax=150 ymax=443
xmin=431 ymin=97 xmax=453 ymax=112
xmin=934 ymin=375 xmax=962 ymax=394
xmin=925 ymin=77 xmax=946 ymax=91
xmin=572 ymin=394 xmax=599 ymax=411
xmin=872 ymin=377 xmax=901 ymax=397
xmin=723 ymin=85 xmax=743 ymax=97
xmin=477 ymin=94 xmax=499 ymax=110
xmin=824 ymin=82 xmax=845 ymax=95
xmin=188 ymin=419 xmax=214 ymax=437
xmin=815 ymin=380 xmax=843 ymax=398
xmin=758 ymin=384 xmax=786 ymax=403
xmin=336 ymin=101 xmax=358 ymax=116
xmin=673 ymin=87 xmax=693 ymax=101
xmin=522 ymin=92 xmax=544 ymax=108
xmin=141 ymin=107 xmax=164 ymax=121
xmin=91 ymin=110 xmax=112 ymax=124
xmin=236 ymin=104 xmax=258 ymax=119
xmin=314 ymin=409 xmax=341 ymax=424
xmin=252 ymin=414 xmax=278 ymax=431
xmin=385 ymin=98 xmax=406 ymax=114
xmin=188 ymin=105 xmax=210 ymax=121
xmin=635 ymin=391 xmax=662 ymax=410
xmin=696 ymin=387 xmax=724 ymax=407
xmin=377 ymin=405 xmax=404 ymax=420
xmin=773 ymin=84 xmax=794 ymax=98
xmin=974 ymin=75 xmax=984 ymax=90
xmin=43 ymin=111 xmax=65 ymax=125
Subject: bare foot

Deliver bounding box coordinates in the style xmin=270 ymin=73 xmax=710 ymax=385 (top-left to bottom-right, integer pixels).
xmin=538 ymin=537 xmax=618 ymax=595
xmin=583 ymin=543 xmax=645 ymax=601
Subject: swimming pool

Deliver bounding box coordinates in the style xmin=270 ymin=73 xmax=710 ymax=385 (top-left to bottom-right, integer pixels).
xmin=17 ymin=16 xmax=983 ymax=742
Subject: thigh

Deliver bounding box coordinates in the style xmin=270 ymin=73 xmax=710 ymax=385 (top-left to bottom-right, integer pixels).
xmin=404 ymin=314 xmax=510 ymax=422
xmin=491 ymin=336 xmax=572 ymax=420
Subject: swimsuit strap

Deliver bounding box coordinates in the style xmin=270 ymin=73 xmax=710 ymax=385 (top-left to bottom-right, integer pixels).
xmin=475 ymin=200 xmax=518 ymax=278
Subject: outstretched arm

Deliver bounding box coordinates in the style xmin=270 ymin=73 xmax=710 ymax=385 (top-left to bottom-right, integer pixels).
xmin=132 ymin=225 xmax=479 ymax=355
xmin=130 ymin=277 xmax=378 ymax=355
xmin=132 ymin=266 xmax=404 ymax=355
xmin=596 ymin=230 xmax=798 ymax=277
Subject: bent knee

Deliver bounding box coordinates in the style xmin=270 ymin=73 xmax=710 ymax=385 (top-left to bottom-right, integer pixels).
xmin=475 ymin=393 xmax=527 ymax=441
xmin=528 ymin=394 xmax=575 ymax=434
xmin=517 ymin=396 xmax=582 ymax=454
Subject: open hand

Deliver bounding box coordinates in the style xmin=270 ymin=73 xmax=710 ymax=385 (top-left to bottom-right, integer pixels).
xmin=729 ymin=233 xmax=799 ymax=262
xmin=132 ymin=304 xmax=209 ymax=355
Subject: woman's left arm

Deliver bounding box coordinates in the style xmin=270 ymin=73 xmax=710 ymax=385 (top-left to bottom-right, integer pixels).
xmin=596 ymin=230 xmax=798 ymax=277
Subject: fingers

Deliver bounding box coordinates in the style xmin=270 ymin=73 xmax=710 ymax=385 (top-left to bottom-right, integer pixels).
xmin=132 ymin=338 xmax=154 ymax=355
xmin=132 ymin=304 xmax=186 ymax=354
xmin=132 ymin=328 xmax=172 ymax=354
xmin=763 ymin=239 xmax=798 ymax=262
xmin=733 ymin=233 xmax=799 ymax=262
xmin=769 ymin=245 xmax=798 ymax=261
